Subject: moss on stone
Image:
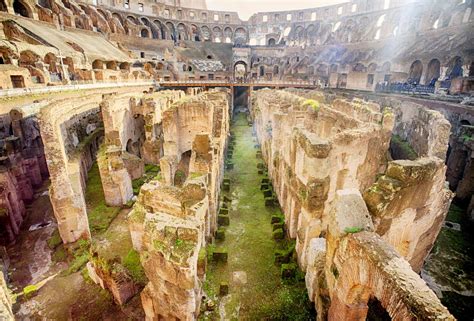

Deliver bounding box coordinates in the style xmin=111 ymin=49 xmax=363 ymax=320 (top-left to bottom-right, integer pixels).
xmin=23 ymin=284 xmax=38 ymax=298
xmin=344 ymin=226 xmax=363 ymax=234
xmin=390 ymin=135 xmax=418 ymax=160
xmin=122 ymin=249 xmax=148 ymax=285
xmin=47 ymin=229 xmax=62 ymax=249
xmin=85 ymin=163 xmax=120 ymax=234
xmin=281 ymin=263 xmax=297 ymax=279
xmin=272 ymin=228 xmax=285 ymax=240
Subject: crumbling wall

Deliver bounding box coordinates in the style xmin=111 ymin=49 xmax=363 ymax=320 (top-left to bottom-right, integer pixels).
xmin=324 ymin=189 xmax=454 ymax=321
xmin=364 ymin=104 xmax=453 ymax=272
xmin=38 ymin=95 xmax=105 ymax=243
xmin=128 ymin=89 xmax=230 ymax=320
xmin=98 ymin=90 xmax=188 ymax=206
xmin=0 ymin=272 xmax=13 ymax=321
xmin=0 ymin=110 xmax=48 ymax=243
xmin=250 ymin=89 xmax=454 ymax=319
xmin=251 ymin=89 xmax=393 ymax=269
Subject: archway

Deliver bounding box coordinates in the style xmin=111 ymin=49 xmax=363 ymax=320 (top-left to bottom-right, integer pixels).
xmin=268 ymin=38 xmax=276 ymax=46
xmin=234 ymin=61 xmax=247 ymax=81
xmin=0 ymin=0 xmax=7 ymax=12
xmin=92 ymin=59 xmax=104 ymax=69
xmin=425 ymin=59 xmax=440 ymax=85
xmin=446 ymin=56 xmax=463 ymax=79
xmin=140 ymin=28 xmax=149 ymax=38
xmin=408 ymin=60 xmax=423 ymax=84
xmin=13 ymin=0 xmax=32 ymax=17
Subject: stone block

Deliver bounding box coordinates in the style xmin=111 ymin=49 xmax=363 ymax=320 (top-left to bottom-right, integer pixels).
xmin=212 ymin=248 xmax=228 ymax=263
xmin=218 ymin=214 xmax=230 ymax=226
xmin=219 ymin=282 xmax=229 ymax=296
xmin=271 ymin=215 xmax=283 ymax=224
xmin=272 ymin=222 xmax=284 ymax=231
xmin=219 ymin=208 xmax=229 ymax=215
xmin=215 ymin=228 xmax=226 ymax=240
xmin=265 ymin=197 xmax=274 ymax=207
xmin=223 ymin=181 xmax=230 ymax=192
xmin=263 ymin=189 xmax=273 ymax=198
xmin=281 ymin=263 xmax=297 ymax=279
xmin=273 ymin=228 xmax=285 ymax=240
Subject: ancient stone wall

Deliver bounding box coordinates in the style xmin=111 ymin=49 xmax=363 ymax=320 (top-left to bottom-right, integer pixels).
xmin=251 ymin=89 xmax=393 ymax=269
xmin=324 ymin=189 xmax=453 ymax=321
xmin=250 ymin=88 xmax=454 ymax=319
xmin=128 ymin=89 xmax=230 ymax=320
xmin=0 ymin=109 xmax=48 ymax=243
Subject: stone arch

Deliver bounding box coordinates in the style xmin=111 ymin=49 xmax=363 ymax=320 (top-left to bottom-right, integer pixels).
xmin=368 ymin=63 xmax=377 ymax=73
xmin=201 ymin=25 xmax=211 ymax=41
xmin=140 ymin=28 xmax=149 ymax=38
xmin=408 ymin=60 xmax=423 ymax=83
xmin=176 ymin=23 xmax=188 ymax=40
xmin=166 ymin=22 xmax=176 ymax=40
xmin=381 ymin=61 xmax=391 ymax=72
xmin=97 ymin=8 xmax=108 ymax=20
xmin=127 ymin=15 xmax=138 ymax=25
xmin=74 ymin=16 xmax=85 ymax=29
xmin=44 ymin=52 xmax=60 ymax=74
xmin=446 ymin=56 xmax=463 ymax=79
xmin=212 ymin=26 xmax=222 ymax=43
xmin=19 ymin=50 xmax=40 ymax=68
xmin=234 ymin=27 xmax=248 ymax=46
xmin=190 ymin=24 xmax=200 ymax=41
xmin=38 ymin=0 xmax=51 ymax=10
xmin=268 ymin=38 xmax=276 ymax=46
xmin=273 ymin=65 xmax=279 ymax=75
xmin=425 ymin=58 xmax=440 ymax=85
xmin=13 ymin=0 xmax=33 ymax=17
xmin=92 ymin=59 xmax=104 ymax=69
xmin=112 ymin=12 xmax=123 ymax=24
xmin=259 ymin=65 xmax=265 ymax=77
xmin=224 ymin=27 xmax=232 ymax=43
xmin=153 ymin=20 xmax=165 ymax=39
xmin=234 ymin=61 xmax=247 ymax=80
xmin=119 ymin=62 xmax=130 ymax=71
xmin=106 ymin=61 xmax=117 ymax=70
xmin=353 ymin=63 xmax=366 ymax=72
xmin=328 ymin=233 xmax=451 ymax=320
xmin=0 ymin=0 xmax=7 ymax=12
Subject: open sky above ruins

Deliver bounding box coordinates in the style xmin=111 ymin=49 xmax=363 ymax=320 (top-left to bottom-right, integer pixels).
xmin=207 ymin=0 xmax=349 ymax=20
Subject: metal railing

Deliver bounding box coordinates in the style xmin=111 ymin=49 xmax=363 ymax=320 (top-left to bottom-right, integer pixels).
xmin=159 ymin=79 xmax=318 ymax=86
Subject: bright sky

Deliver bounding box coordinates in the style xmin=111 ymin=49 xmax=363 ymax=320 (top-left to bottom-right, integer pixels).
xmin=206 ymin=0 xmax=348 ymax=20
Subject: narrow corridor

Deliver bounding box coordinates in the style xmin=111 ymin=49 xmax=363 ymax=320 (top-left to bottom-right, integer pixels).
xmin=201 ymin=112 xmax=313 ymax=320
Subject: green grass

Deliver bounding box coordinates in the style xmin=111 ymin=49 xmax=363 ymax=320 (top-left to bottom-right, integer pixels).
xmin=47 ymin=229 xmax=62 ymax=249
xmin=122 ymin=249 xmax=148 ymax=285
xmin=423 ymin=203 xmax=474 ymax=320
xmin=390 ymin=135 xmax=418 ymax=160
xmin=201 ymin=113 xmax=315 ymax=320
xmin=64 ymin=239 xmax=91 ymax=276
xmin=344 ymin=227 xmax=363 ymax=234
xmin=132 ymin=164 xmax=161 ymax=195
xmin=85 ymin=163 xmax=120 ymax=234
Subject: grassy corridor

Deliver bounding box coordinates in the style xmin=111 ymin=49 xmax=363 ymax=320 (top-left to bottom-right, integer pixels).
xmin=201 ymin=113 xmax=314 ymax=320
